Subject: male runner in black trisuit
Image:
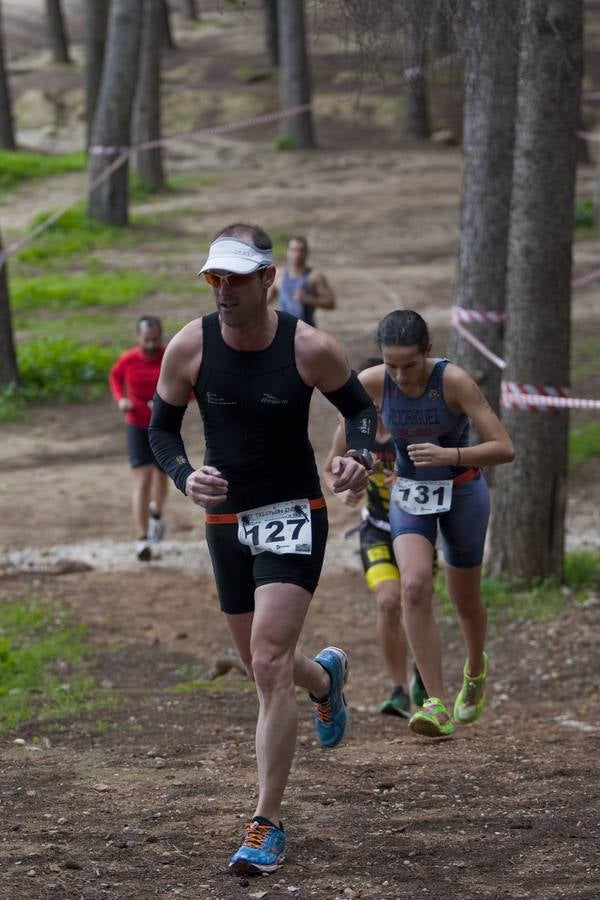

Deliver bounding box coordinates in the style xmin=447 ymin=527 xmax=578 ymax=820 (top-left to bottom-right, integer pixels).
xmin=149 ymin=222 xmax=377 ymax=876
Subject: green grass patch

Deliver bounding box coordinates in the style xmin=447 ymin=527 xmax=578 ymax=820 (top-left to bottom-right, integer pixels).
xmin=10 ymin=269 xmax=155 ymax=313
xmin=574 ymin=198 xmax=600 ymax=239
xmin=16 ymin=203 xmax=144 ymax=265
xmin=569 ymin=421 xmax=600 ymax=468
xmin=0 ymin=599 xmax=117 ymax=732
xmin=572 ymin=338 xmax=600 ymax=379
xmin=0 ymin=149 xmax=85 ymax=191
xmin=435 ymin=550 xmax=600 ymax=623
xmin=169 ymin=678 xmax=254 ymax=695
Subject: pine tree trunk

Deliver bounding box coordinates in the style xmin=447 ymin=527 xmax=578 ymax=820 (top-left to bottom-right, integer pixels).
xmin=489 ymin=0 xmax=583 ymax=580
xmin=185 ymin=0 xmax=199 ymax=20
xmin=46 ymin=0 xmax=71 ymax=64
xmin=0 ymin=4 xmax=16 ymax=150
xmin=87 ymin=0 xmax=143 ymax=226
xmin=404 ymin=0 xmax=431 ymax=139
xmin=84 ymin=0 xmax=110 ymax=151
xmin=447 ymin=0 xmax=519 ymax=424
xmin=0 ymin=230 xmax=19 ymax=386
xmin=133 ymin=0 xmax=165 ymax=192
xmin=264 ymin=0 xmax=278 ymax=68
xmin=277 ymin=0 xmax=315 ymax=149
xmin=160 ymin=0 xmax=175 ymax=50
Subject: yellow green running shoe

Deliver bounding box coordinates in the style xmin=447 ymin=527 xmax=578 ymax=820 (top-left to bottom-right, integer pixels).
xmin=408 ymin=697 xmax=455 ymax=738
xmin=453 ymin=651 xmax=489 ymax=725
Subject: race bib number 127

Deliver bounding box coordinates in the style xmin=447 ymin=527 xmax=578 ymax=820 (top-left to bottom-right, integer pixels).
xmin=237 ymin=499 xmax=312 ymax=555
xmin=392 ymin=477 xmax=453 ymax=515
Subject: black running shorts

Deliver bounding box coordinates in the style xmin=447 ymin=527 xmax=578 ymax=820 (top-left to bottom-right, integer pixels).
xmin=205 ymin=504 xmax=328 ymax=615
xmin=126 ymin=424 xmax=158 ymax=469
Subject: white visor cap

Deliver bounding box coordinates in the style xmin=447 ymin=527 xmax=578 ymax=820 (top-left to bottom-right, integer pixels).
xmin=198 ymin=237 xmax=273 ymax=275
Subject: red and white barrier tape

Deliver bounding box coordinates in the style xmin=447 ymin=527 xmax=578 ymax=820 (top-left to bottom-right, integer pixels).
xmin=450 ymin=306 xmax=507 ymax=369
xmin=501 ymin=381 xmax=600 ymax=411
xmin=452 ymin=308 xmax=599 ymax=411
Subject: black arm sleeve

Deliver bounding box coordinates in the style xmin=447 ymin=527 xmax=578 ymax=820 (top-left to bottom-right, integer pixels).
xmin=148 ymin=393 xmax=196 ymax=495
xmin=322 ymin=371 xmax=377 ymax=452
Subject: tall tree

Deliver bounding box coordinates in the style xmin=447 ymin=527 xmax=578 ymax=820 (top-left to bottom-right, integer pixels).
xmin=404 ymin=0 xmax=431 ymax=139
xmin=87 ymin=0 xmax=143 ymax=226
xmin=84 ymin=0 xmax=110 ymax=151
xmin=447 ymin=0 xmax=519 ymax=422
xmin=490 ymin=0 xmax=583 ymax=580
xmin=160 ymin=0 xmax=175 ymax=50
xmin=0 ymin=231 xmax=18 ymax=387
xmin=46 ymin=0 xmax=71 ymax=64
xmin=0 ymin=1 xmax=16 ymax=150
xmin=277 ymin=0 xmax=315 ymax=148
xmin=184 ymin=0 xmax=199 ymax=20
xmin=133 ymin=0 xmax=165 ymax=192
xmin=264 ymin=0 xmax=278 ymax=68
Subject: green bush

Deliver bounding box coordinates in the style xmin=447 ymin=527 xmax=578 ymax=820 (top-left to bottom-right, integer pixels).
xmin=574 ymin=198 xmax=595 ymax=229
xmin=17 ymin=337 xmax=115 ymax=402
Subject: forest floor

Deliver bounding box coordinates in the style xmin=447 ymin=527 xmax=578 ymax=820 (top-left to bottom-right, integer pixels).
xmin=1 ymin=3 xmax=600 ymax=899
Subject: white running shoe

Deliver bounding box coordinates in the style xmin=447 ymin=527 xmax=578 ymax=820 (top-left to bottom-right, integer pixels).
xmin=147 ymin=515 xmax=165 ymax=543
xmin=136 ymin=539 xmax=152 ymax=561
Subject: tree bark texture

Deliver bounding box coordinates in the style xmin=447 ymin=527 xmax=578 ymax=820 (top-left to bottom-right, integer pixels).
xmin=160 ymin=0 xmax=175 ymax=50
xmin=264 ymin=0 xmax=278 ymax=67
xmin=46 ymin=0 xmax=71 ymax=64
xmin=447 ymin=0 xmax=519 ymax=421
xmin=0 ymin=4 xmax=16 ymax=150
xmin=87 ymin=0 xmax=143 ymax=226
xmin=0 ymin=230 xmax=19 ymax=386
xmin=84 ymin=0 xmax=109 ymax=150
xmin=277 ymin=0 xmax=315 ymax=148
xmin=133 ymin=0 xmax=165 ymax=192
xmin=185 ymin=0 xmax=199 ymax=20
xmin=489 ymin=0 xmax=583 ymax=580
xmin=404 ymin=0 xmax=431 ymax=139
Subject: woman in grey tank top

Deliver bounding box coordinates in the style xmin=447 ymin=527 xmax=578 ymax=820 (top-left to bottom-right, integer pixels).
xmin=358 ymin=310 xmax=514 ymax=739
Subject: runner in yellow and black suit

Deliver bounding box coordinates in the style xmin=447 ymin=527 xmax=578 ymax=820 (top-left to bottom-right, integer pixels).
xmin=324 ymin=358 xmax=433 ymax=717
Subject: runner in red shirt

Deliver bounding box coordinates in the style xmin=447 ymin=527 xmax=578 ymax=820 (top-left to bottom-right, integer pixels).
xmin=109 ymin=316 xmax=168 ymax=560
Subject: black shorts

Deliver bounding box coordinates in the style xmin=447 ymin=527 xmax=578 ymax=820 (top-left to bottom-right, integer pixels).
xmin=126 ymin=424 xmax=157 ymax=469
xmin=205 ymin=505 xmax=328 ymax=615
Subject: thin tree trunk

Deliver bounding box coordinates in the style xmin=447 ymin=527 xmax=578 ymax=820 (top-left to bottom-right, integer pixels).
xmin=0 ymin=3 xmax=16 ymax=150
xmin=87 ymin=0 xmax=143 ymax=226
xmin=160 ymin=0 xmax=175 ymax=49
xmin=185 ymin=0 xmax=199 ymax=19
xmin=264 ymin=0 xmax=278 ymax=67
xmin=490 ymin=0 xmax=583 ymax=580
xmin=84 ymin=0 xmax=110 ymax=151
xmin=133 ymin=0 xmax=165 ymax=192
xmin=277 ymin=0 xmax=314 ymax=148
xmin=46 ymin=0 xmax=71 ymax=64
xmin=404 ymin=0 xmax=431 ymax=139
xmin=0 ymin=229 xmax=19 ymax=386
xmin=447 ymin=0 xmax=519 ymax=426
xmin=431 ymin=0 xmax=457 ymax=58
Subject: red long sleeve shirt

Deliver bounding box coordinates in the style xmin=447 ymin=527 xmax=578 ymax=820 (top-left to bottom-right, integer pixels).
xmin=108 ymin=346 xmax=165 ymax=428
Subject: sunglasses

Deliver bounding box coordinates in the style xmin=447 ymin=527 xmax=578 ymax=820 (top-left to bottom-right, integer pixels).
xmin=203 ymin=266 xmax=268 ymax=289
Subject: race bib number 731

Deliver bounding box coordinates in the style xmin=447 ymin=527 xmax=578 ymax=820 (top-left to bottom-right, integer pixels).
xmin=237 ymin=499 xmax=312 ymax=555
xmin=391 ymin=477 xmax=453 ymax=515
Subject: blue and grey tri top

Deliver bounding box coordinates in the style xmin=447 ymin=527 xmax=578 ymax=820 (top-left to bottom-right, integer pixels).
xmin=279 ymin=268 xmax=315 ymax=326
xmin=380 ymin=359 xmax=470 ymax=481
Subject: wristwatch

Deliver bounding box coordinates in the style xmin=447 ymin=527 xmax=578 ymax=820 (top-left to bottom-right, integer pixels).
xmin=344 ymin=448 xmax=374 ymax=471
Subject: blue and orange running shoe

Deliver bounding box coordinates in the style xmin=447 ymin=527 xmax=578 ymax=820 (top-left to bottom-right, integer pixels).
xmin=229 ymin=816 xmax=285 ymax=876
xmin=310 ymin=646 xmax=349 ymax=748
